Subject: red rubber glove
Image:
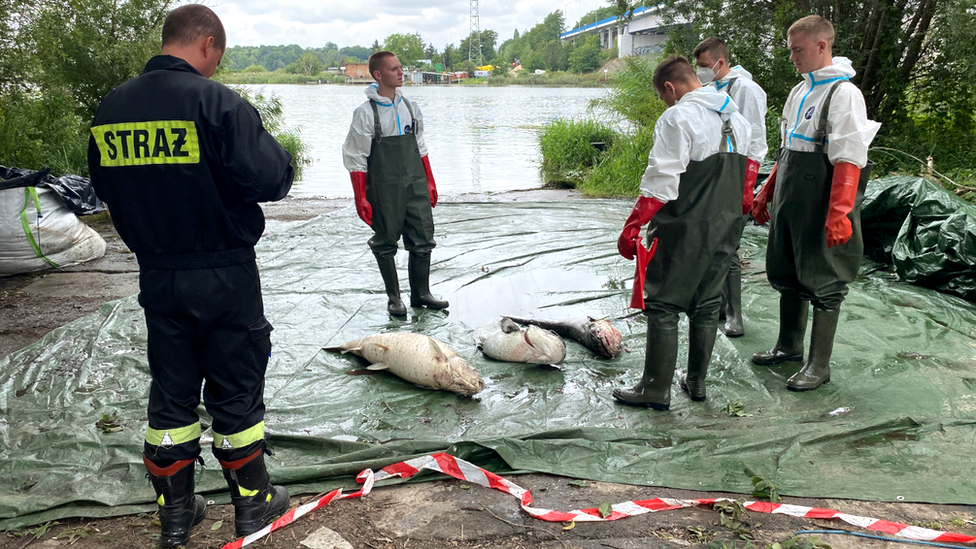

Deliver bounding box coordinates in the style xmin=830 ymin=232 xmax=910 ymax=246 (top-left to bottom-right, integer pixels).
xmin=751 ymin=162 xmax=778 ymax=225
xmin=617 ymin=196 xmax=665 ymax=260
xmin=743 ymin=159 xmax=759 ymax=215
xmin=825 ymin=162 xmax=861 ymax=248
xmin=421 ymin=155 xmax=437 ymax=208
xmin=349 ymin=171 xmax=372 ymax=226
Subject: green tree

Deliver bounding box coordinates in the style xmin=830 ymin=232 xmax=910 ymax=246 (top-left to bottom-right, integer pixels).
xmin=27 ymin=0 xmax=175 ymax=118
xmin=610 ymin=0 xmax=963 ymax=129
xmin=568 ymin=35 xmax=601 ymax=73
xmin=370 ymin=39 xmax=382 ymax=54
xmin=383 ymin=33 xmax=425 ymax=67
xmin=459 ymin=30 xmax=498 ymax=64
xmin=294 ymin=52 xmax=322 ymax=75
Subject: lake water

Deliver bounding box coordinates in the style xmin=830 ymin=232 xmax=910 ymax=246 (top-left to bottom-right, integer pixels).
xmin=244 ymin=84 xmax=606 ymax=197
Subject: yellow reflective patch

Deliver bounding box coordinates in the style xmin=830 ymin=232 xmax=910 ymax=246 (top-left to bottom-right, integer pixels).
xmin=266 ymin=493 xmax=272 ymax=502
xmin=145 ymin=422 xmax=201 ymax=448
xmin=212 ymin=421 xmax=265 ymax=450
xmin=90 ymin=120 xmax=200 ymax=167
xmin=157 ymin=494 xmax=165 ymax=506
xmin=239 ymin=487 xmax=260 ymax=498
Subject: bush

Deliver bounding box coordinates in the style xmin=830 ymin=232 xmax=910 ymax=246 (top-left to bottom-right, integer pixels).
xmin=538 ymin=118 xmax=617 ymax=185
xmin=0 ymin=90 xmax=89 ymax=177
xmin=233 ymin=87 xmax=313 ymax=179
xmin=243 ymin=64 xmax=267 ymax=73
xmin=580 ymin=126 xmax=654 ymax=198
xmin=590 ymin=55 xmax=665 ymax=127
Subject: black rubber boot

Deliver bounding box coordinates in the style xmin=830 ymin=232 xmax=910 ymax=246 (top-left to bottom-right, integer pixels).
xmin=787 ymin=307 xmax=840 ymax=391
xmin=375 ymin=255 xmax=406 ymax=317
xmin=612 ymin=327 xmax=677 ymax=410
xmin=752 ymin=293 xmax=808 ymax=366
xmin=408 ymin=252 xmax=449 ymax=309
xmin=680 ymin=324 xmax=716 ymax=401
xmin=721 ymin=258 xmax=744 ymax=337
xmin=145 ymin=456 xmax=207 ymax=548
xmin=221 ymin=450 xmax=290 ymax=537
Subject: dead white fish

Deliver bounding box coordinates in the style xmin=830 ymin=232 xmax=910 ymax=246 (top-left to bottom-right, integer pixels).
xmin=325 ymin=333 xmax=485 ymax=396
xmin=505 ymin=316 xmax=622 ymax=359
xmin=476 ymin=317 xmax=566 ymax=367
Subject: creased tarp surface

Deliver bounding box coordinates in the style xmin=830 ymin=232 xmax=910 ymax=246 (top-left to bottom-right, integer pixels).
xmin=2 ymin=199 xmax=976 ymax=530
xmin=862 ymin=175 xmax=976 ymax=301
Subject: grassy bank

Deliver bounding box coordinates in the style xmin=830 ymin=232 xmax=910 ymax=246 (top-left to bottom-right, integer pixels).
xmin=537 ymin=56 xmax=663 ymax=198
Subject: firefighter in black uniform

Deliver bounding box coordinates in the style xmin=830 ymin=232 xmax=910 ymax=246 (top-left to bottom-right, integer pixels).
xmin=87 ymin=5 xmax=292 ymax=546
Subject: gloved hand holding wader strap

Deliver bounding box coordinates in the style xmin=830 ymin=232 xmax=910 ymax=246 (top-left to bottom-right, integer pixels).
xmin=364 ymin=99 xmax=447 ymax=315
xmin=144 ymin=456 xmax=207 ymax=548
xmin=219 ymin=448 xmax=290 ymax=537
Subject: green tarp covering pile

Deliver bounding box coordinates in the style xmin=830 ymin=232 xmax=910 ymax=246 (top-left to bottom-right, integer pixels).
xmin=862 ymin=175 xmax=976 ymax=302
xmin=3 ymin=177 xmax=976 ymax=529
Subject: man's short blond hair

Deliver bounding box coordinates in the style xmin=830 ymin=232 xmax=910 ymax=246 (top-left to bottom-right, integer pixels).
xmin=788 ymin=15 xmax=834 ymax=48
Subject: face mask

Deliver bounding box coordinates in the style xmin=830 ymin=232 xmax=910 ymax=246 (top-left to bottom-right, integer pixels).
xmin=696 ymin=61 xmax=720 ymax=85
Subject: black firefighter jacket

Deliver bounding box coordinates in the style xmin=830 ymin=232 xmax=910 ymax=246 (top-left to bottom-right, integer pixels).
xmin=87 ymin=55 xmax=294 ymax=270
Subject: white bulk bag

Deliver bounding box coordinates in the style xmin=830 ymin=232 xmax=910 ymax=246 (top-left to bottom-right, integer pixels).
xmin=0 ymin=185 xmax=106 ymax=275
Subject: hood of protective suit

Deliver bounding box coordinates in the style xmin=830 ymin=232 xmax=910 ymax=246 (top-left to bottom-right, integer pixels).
xmin=364 ymin=84 xmax=402 ymax=106
xmin=802 ymin=57 xmax=857 ymax=83
xmin=719 ymin=65 xmax=754 ymax=82
xmin=677 ymin=86 xmax=740 ymax=120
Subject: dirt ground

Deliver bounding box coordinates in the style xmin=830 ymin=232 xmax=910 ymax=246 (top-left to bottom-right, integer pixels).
xmin=3 ymin=192 xmax=976 ymax=549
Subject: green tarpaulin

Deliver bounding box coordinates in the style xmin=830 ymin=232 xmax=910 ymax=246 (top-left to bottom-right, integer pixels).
xmin=3 ymin=182 xmax=976 ymax=530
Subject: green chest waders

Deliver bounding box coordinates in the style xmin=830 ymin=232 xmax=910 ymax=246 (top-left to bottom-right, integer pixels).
xmin=643 ymin=120 xmax=748 ymax=315
xmin=615 ymin=121 xmax=747 ymax=410
xmin=766 ymin=83 xmax=872 ymax=311
xmin=365 ymin=99 xmax=436 ymax=258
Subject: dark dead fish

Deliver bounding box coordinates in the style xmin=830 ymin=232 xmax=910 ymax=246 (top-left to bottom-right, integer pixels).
xmin=505 ymin=316 xmax=622 ymax=359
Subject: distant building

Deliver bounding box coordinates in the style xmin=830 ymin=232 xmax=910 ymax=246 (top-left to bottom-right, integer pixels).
xmin=345 ymin=63 xmax=369 ymax=79
xmin=560 ymin=5 xmax=685 ymax=57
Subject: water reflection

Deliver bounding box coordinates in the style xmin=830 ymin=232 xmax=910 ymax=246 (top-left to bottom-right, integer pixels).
xmin=242 ymin=84 xmax=606 ymax=197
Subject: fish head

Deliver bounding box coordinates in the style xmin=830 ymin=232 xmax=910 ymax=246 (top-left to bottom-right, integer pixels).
xmin=433 ymin=356 xmax=486 ymax=396
xmin=525 ymin=326 xmax=567 ymax=364
xmin=587 ymin=320 xmax=622 ymax=358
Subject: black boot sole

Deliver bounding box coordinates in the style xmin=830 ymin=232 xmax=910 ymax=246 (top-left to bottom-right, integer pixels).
xmin=611 ymin=390 xmax=669 ymax=410
xmin=751 ymin=354 xmax=803 ymax=366
xmin=679 ymin=380 xmax=706 ymax=402
xmin=160 ymin=497 xmax=207 ymax=548
xmin=410 ymin=300 xmax=449 ymax=310
xmin=787 ymin=375 xmax=830 ymax=392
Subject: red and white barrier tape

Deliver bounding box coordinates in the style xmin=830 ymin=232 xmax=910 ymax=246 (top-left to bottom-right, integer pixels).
xmin=222 ymin=452 xmax=976 ymax=548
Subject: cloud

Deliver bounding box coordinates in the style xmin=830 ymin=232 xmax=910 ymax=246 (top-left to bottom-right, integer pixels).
xmin=211 ymin=0 xmax=594 ymax=49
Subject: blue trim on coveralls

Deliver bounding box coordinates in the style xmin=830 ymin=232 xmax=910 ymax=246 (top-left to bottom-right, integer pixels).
xmin=718 ymin=95 xmax=730 ymax=112
xmin=788 ymin=74 xmax=849 ymax=148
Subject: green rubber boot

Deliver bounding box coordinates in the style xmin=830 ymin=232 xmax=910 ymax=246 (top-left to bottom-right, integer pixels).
xmin=722 ymin=257 xmax=744 ymax=338
xmin=612 ymin=327 xmax=677 ymax=410
xmin=787 ymin=307 xmax=840 ymax=391
xmin=752 ymin=293 xmax=808 ymax=366
xmin=680 ymin=324 xmax=717 ymax=401
xmin=408 ymin=252 xmax=449 ymax=309
xmin=375 ymin=255 xmax=407 ymax=317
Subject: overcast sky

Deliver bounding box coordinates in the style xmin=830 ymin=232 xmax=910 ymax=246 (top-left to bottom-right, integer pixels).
xmin=211 ymin=0 xmax=609 ymax=50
